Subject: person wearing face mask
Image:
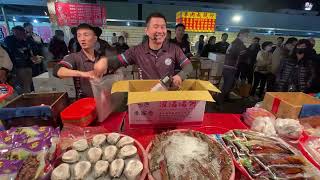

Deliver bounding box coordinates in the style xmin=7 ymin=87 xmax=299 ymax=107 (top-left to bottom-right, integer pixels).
xmin=200 ymin=36 xmax=216 ymax=57
xmin=269 ymin=37 xmax=298 ymax=91
xmin=94 ymin=12 xmax=193 ymax=88
xmin=49 ymin=30 xmax=68 ymax=60
xmin=216 ymin=29 xmax=249 ymax=104
xmin=115 ymin=36 xmax=129 ymax=54
xmin=250 ymin=41 xmax=273 ymax=98
xmin=276 ymin=39 xmax=313 ymax=92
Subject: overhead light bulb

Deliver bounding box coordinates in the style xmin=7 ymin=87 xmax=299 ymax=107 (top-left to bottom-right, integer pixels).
xmin=232 ymin=15 xmax=242 ymax=23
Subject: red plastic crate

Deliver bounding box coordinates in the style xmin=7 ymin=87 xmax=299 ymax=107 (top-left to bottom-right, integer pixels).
xmin=61 ymin=98 xmax=96 ymax=127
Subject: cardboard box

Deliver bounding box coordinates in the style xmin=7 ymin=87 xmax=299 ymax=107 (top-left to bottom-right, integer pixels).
xmin=262 ymin=92 xmax=320 ymax=119
xmin=111 ymin=79 xmax=220 ymax=127
xmin=32 ymin=72 xmax=76 ymax=98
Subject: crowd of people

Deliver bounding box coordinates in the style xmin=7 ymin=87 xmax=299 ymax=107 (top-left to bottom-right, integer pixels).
xmin=0 ymin=12 xmax=319 ymax=103
xmin=216 ymin=30 xmax=320 ymax=104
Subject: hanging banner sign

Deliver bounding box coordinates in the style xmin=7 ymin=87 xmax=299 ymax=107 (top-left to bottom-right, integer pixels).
xmin=55 ymin=2 xmax=106 ymax=26
xmin=176 ymin=11 xmax=216 ymax=32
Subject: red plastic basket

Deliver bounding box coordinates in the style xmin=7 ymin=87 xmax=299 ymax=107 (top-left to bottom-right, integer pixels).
xmin=61 ymin=98 xmax=96 ymax=127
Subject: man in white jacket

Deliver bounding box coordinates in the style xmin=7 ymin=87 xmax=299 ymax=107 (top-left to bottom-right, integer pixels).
xmin=0 ymin=46 xmax=13 ymax=83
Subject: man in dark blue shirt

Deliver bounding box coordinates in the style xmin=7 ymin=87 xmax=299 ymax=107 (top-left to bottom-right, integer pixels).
xmin=4 ymin=26 xmax=36 ymax=94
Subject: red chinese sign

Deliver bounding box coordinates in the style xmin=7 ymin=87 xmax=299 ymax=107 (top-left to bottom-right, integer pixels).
xmin=55 ymin=2 xmax=106 ymax=26
xmin=176 ymin=11 xmax=216 ymax=32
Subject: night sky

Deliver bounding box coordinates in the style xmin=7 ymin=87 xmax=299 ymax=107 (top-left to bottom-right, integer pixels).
xmin=190 ymin=0 xmax=318 ymax=12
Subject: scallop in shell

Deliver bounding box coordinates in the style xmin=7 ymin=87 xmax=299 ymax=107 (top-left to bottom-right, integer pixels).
xmin=72 ymin=139 xmax=88 ymax=151
xmin=74 ymin=161 xmax=91 ymax=180
xmin=62 ymin=149 xmax=79 ymax=163
xmin=51 ymin=163 xmax=70 ymax=180
xmin=92 ymin=134 xmax=106 ymax=147
xmin=107 ymin=133 xmax=121 ymax=145
xmin=87 ymin=147 xmax=102 ymax=163
xmin=116 ymin=136 xmax=134 ymax=148
xmin=124 ymin=159 xmax=143 ymax=180
xmin=103 ymin=145 xmax=118 ymax=162
xmin=109 ymin=159 xmax=125 ymax=178
xmin=117 ymin=145 xmax=137 ymax=159
xmin=94 ymin=160 xmax=109 ymax=178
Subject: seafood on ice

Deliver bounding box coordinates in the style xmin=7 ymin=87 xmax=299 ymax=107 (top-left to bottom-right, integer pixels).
xmin=148 ymin=130 xmax=234 ymax=180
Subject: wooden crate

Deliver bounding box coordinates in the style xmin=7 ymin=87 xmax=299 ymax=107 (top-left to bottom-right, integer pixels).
xmin=262 ymin=92 xmax=320 ymax=119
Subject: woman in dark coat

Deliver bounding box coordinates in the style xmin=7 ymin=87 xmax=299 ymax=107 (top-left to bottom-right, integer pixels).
xmin=276 ymin=39 xmax=313 ymax=92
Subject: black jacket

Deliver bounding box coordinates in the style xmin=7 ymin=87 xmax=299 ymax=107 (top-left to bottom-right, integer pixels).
xmin=276 ymin=57 xmax=312 ymax=92
xmin=201 ymin=44 xmax=216 ymax=57
xmin=224 ymin=38 xmax=248 ymax=68
xmin=215 ymin=41 xmax=230 ymax=54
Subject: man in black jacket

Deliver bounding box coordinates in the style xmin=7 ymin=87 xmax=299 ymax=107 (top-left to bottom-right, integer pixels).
xmin=217 ymin=29 xmax=249 ymax=104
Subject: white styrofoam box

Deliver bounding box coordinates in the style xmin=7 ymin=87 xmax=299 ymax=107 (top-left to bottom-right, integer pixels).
xmin=208 ymin=52 xmax=225 ymax=63
xmin=32 ymin=72 xmax=75 ymax=98
xmin=128 ymin=101 xmax=206 ymax=126
xmin=200 ymin=60 xmax=224 ymax=77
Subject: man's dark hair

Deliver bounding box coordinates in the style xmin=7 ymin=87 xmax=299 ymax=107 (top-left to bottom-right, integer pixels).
xmin=222 ymin=33 xmax=228 ymax=37
xmin=146 ymin=12 xmax=167 ymax=25
xmin=277 ymin=37 xmax=285 ymax=42
xmin=113 ymin=33 xmax=116 ymax=36
xmin=167 ymin=30 xmax=171 ymax=34
xmin=253 ymin=37 xmax=261 ymax=42
xmin=118 ymin=36 xmax=125 ymax=41
xmin=12 ymin=26 xmax=25 ymax=32
xmin=262 ymin=41 xmax=273 ymax=50
xmin=175 ymin=23 xmax=185 ymax=30
xmin=77 ymin=23 xmax=97 ymax=35
xmin=55 ymin=30 xmax=64 ymax=36
xmin=71 ymin=27 xmax=77 ymax=35
xmin=285 ymin=37 xmax=298 ymax=45
xmin=199 ymin=35 xmax=204 ymax=38
xmin=237 ymin=29 xmax=250 ymax=37
xmin=95 ymin=27 xmax=103 ymax=37
xmin=23 ymin=22 xmax=32 ymax=28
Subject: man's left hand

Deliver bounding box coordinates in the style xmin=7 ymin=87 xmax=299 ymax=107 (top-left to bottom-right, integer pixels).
xmin=172 ymin=75 xmax=182 ymax=88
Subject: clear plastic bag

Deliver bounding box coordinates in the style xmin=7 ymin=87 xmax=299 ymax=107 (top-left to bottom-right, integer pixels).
xmin=90 ymin=70 xmax=124 ymax=122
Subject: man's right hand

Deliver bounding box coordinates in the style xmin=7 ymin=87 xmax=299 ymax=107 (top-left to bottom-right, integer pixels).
xmin=94 ymin=57 xmax=108 ymax=77
xmin=79 ymin=71 xmax=96 ymax=79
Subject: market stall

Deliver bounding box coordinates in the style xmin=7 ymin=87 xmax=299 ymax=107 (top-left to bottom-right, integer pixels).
xmin=1 ymin=79 xmax=320 ymax=180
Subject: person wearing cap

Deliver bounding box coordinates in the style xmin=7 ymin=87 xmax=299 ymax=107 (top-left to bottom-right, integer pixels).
xmin=216 ymin=29 xmax=250 ymax=104
xmin=68 ymin=27 xmax=81 ymax=53
xmin=4 ymin=26 xmax=37 ymax=93
xmin=49 ymin=30 xmax=68 ymax=60
xmin=94 ymin=27 xmax=115 ymax=57
xmin=53 ymin=23 xmax=100 ymax=98
xmin=94 ymin=12 xmax=193 ymax=88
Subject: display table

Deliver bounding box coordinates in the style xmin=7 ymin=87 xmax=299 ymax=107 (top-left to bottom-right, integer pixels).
xmin=96 ymin=112 xmax=126 ymax=132
xmin=122 ymin=113 xmax=248 ymax=148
